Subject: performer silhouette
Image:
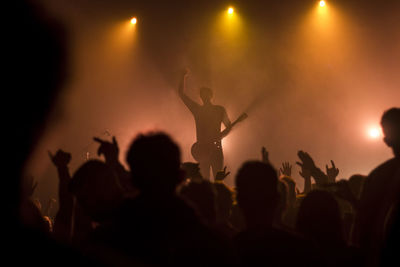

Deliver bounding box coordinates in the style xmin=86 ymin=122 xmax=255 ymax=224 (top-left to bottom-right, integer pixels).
xmin=178 ymin=69 xmax=232 ymax=180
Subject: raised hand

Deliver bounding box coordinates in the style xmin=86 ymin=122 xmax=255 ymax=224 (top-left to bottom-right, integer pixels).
xmin=326 ymin=160 xmax=339 ymax=183
xmin=215 ymin=166 xmax=231 ymax=182
xmin=261 ymin=146 xmax=269 ymax=164
xmin=280 ymin=162 xmax=292 ymax=177
xmin=296 ymin=150 xmax=316 ymax=171
xmin=93 ymin=136 xmax=119 ymax=164
xmin=48 ymin=149 xmax=71 ymax=168
xmin=296 ymin=150 xmax=329 ymax=186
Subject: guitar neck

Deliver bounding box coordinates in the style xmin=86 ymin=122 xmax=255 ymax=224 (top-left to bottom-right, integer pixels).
xmin=220 ymin=113 xmax=247 ymax=139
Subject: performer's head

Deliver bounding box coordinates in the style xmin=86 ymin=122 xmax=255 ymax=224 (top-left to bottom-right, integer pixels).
xmin=200 ymin=87 xmax=213 ymax=104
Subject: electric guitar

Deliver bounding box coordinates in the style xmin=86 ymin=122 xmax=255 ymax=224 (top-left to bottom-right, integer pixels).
xmin=191 ymin=113 xmax=248 ymax=162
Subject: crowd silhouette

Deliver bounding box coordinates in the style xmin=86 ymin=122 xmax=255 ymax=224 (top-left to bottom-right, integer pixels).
xmin=11 ymin=1 xmax=400 ymax=266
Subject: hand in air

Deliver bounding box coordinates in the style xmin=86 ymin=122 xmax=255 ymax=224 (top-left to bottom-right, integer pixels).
xmin=215 ymin=166 xmax=231 ymax=182
xmin=48 ymin=149 xmax=71 ymax=168
xmin=296 ymin=150 xmax=316 ymax=171
xmin=93 ymin=136 xmax=119 ymax=164
xmin=261 ymin=146 xmax=269 ymax=164
xmin=280 ymin=162 xmax=292 ymax=177
xmin=326 ymin=160 xmax=339 ymax=183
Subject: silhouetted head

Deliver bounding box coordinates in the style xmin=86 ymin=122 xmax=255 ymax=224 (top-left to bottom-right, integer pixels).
xmin=296 ymin=190 xmax=343 ymax=246
xmin=235 ymin=161 xmax=279 ymax=228
xmin=179 ymin=180 xmax=217 ymax=225
xmin=200 ymin=87 xmax=213 ymax=104
xmin=381 ymin=107 xmax=400 ymax=156
xmin=126 ymin=132 xmax=183 ymax=195
xmin=348 ymin=174 xmax=366 ymax=199
xmin=69 ymin=160 xmax=123 ymax=222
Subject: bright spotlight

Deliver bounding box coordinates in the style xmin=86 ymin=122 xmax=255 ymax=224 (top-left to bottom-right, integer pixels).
xmin=130 ymin=17 xmax=137 ymax=25
xmin=368 ymin=127 xmax=382 ymax=139
xmin=228 ymin=7 xmax=234 ymax=14
xmin=319 ymin=1 xmax=326 ymax=7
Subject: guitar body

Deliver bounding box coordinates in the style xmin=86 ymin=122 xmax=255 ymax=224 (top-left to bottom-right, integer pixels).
xmin=191 ymin=141 xmax=221 ymax=162
xmin=190 ymin=112 xmax=248 ymax=162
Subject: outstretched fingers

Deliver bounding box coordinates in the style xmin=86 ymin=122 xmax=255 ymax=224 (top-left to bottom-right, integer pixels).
xmin=331 ymin=160 xmax=336 ymax=169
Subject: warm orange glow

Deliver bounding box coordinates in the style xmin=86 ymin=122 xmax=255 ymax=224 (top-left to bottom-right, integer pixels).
xmin=319 ymin=1 xmax=326 ymax=7
xmin=228 ymin=7 xmax=234 ymax=14
xmin=130 ymin=17 xmax=137 ymax=25
xmin=368 ymin=127 xmax=382 ymax=139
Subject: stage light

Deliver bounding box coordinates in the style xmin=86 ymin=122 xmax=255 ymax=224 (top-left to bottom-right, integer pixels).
xmin=130 ymin=17 xmax=137 ymax=25
xmin=368 ymin=127 xmax=381 ymax=139
xmin=319 ymin=1 xmax=326 ymax=7
xmin=228 ymin=7 xmax=234 ymax=14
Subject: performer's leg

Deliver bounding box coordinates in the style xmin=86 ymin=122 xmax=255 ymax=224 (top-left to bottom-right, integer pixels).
xmin=211 ymin=148 xmax=224 ymax=181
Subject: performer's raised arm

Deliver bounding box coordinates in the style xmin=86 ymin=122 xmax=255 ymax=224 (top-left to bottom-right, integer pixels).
xmin=178 ymin=68 xmax=199 ymax=114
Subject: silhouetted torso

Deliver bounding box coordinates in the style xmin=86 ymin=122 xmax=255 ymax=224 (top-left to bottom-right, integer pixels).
xmin=188 ymin=102 xmax=228 ymax=144
xmin=235 ymin=227 xmax=320 ymax=267
xmin=357 ymin=157 xmax=400 ymax=265
xmin=92 ymin=194 xmax=233 ymax=266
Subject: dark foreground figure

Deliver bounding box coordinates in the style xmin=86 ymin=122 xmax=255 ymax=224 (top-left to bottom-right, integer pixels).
xmin=91 ymin=133 xmax=234 ymax=266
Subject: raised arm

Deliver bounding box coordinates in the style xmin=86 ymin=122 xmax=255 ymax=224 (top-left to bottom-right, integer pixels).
xmin=49 ymin=149 xmax=73 ymax=241
xmin=178 ymin=68 xmax=199 ymax=114
xmin=93 ymin=136 xmax=133 ymax=194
